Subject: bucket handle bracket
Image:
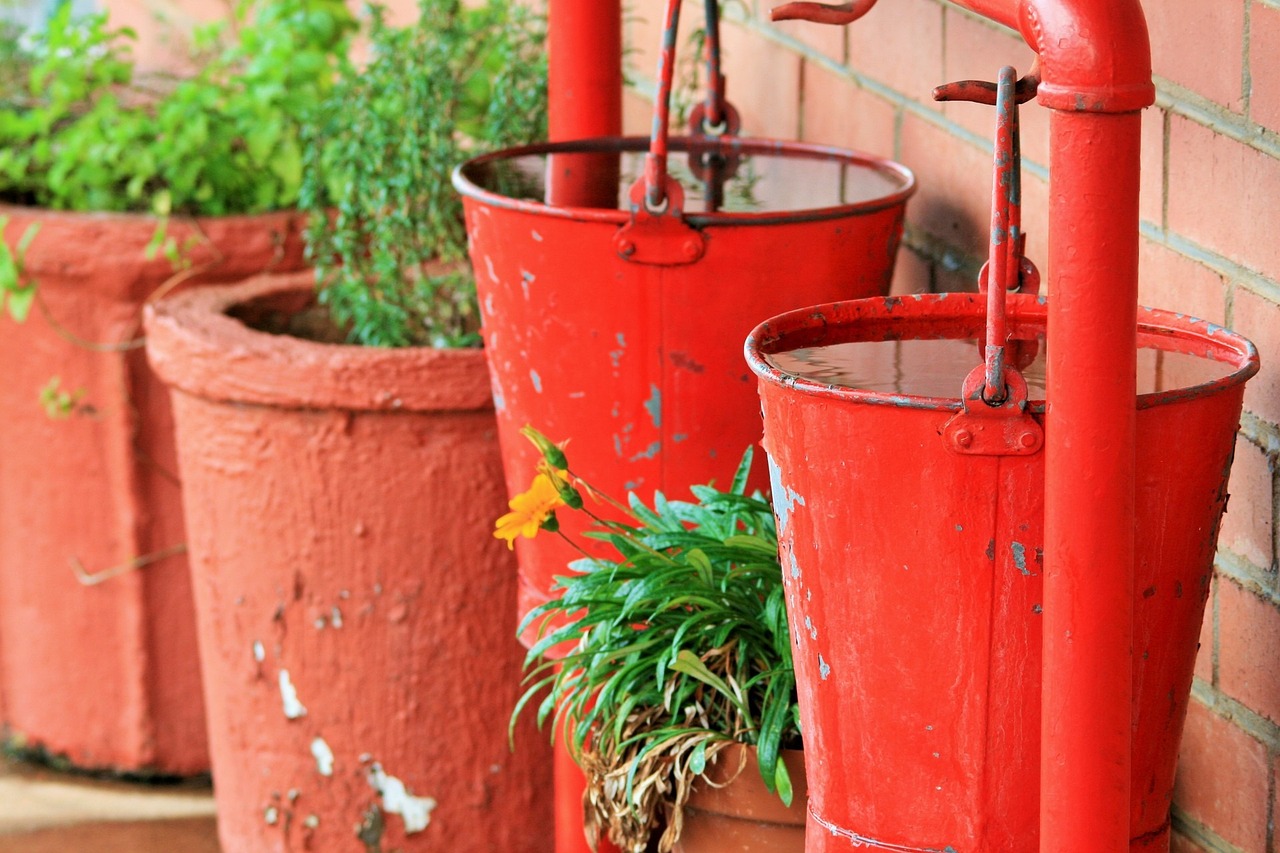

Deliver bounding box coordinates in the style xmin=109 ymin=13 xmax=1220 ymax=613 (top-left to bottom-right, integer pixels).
xmin=614 ymin=175 xmax=707 ymax=266
xmin=942 ymin=365 xmax=1043 ymax=456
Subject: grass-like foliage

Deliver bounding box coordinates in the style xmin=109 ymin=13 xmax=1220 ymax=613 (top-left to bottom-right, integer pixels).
xmin=300 ymin=0 xmax=547 ymax=348
xmin=509 ymin=432 xmax=800 ymax=852
xmin=0 ymin=0 xmax=354 ymax=215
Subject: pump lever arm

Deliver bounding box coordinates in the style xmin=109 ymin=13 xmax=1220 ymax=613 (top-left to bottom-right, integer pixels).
xmin=770 ymin=0 xmax=878 ymax=24
xmin=933 ymin=59 xmax=1041 ymax=105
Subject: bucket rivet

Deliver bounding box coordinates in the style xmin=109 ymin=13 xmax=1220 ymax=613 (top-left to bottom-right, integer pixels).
xmin=618 ymin=238 xmax=636 ymax=256
xmin=683 ymin=239 xmax=701 ymax=259
xmin=1019 ymin=432 xmax=1037 ymax=449
xmin=954 ymin=429 xmax=974 ymax=448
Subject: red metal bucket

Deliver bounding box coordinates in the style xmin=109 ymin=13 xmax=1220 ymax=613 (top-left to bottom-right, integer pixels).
xmin=454 ymin=135 xmax=914 ymax=644
xmin=746 ymin=292 xmax=1258 ymax=851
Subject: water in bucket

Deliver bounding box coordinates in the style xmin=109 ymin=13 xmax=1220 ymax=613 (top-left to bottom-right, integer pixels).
xmin=469 ymin=142 xmax=906 ymax=215
xmin=766 ymin=334 xmax=1236 ymax=401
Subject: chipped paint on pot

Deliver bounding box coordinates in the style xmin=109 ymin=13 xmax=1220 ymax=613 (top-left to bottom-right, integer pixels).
xmin=145 ymin=273 xmax=553 ymax=852
xmin=0 ymin=205 xmax=307 ymax=774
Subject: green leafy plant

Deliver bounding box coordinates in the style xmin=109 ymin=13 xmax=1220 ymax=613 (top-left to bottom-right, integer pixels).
xmin=38 ymin=375 xmax=87 ymax=419
xmin=299 ymin=0 xmax=548 ymax=348
xmin=0 ymin=215 xmax=38 ymax=321
xmin=505 ymin=429 xmax=799 ymax=852
xmin=0 ymin=0 xmax=354 ymax=215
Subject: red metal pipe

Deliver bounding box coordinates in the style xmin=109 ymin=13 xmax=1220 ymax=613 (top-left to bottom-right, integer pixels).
xmin=1042 ymin=108 xmax=1143 ymax=852
xmin=546 ymin=0 xmax=622 ymax=210
xmin=547 ymin=0 xmax=622 ymax=141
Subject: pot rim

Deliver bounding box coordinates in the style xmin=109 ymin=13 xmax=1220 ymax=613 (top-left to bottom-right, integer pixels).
xmin=452 ymin=135 xmax=916 ymax=228
xmin=0 ymin=201 xmax=303 ymax=227
xmin=144 ymin=272 xmax=494 ymax=413
xmin=745 ymin=292 xmax=1260 ymax=414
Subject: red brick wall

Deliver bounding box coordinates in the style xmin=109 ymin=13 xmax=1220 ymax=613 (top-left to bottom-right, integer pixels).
xmin=624 ymin=3 xmax=1279 ymax=851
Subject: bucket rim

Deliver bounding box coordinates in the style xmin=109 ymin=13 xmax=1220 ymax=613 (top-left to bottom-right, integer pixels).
xmin=744 ymin=292 xmax=1260 ymax=413
xmin=451 ymin=135 xmax=916 ymax=227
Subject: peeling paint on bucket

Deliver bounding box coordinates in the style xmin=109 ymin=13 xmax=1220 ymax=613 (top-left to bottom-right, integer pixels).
xmin=746 ymin=292 xmax=1258 ymax=850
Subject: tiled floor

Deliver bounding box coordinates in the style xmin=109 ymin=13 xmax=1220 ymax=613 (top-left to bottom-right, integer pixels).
xmin=0 ymin=753 xmax=220 ymax=852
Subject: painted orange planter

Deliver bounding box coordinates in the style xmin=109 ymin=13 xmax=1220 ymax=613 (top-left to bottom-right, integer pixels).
xmin=675 ymin=745 xmax=806 ymax=853
xmin=0 ymin=205 xmax=306 ymax=773
xmin=145 ymin=273 xmax=553 ymax=852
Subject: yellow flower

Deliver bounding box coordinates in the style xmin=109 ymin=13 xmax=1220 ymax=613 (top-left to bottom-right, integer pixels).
xmin=494 ymin=471 xmax=568 ymax=549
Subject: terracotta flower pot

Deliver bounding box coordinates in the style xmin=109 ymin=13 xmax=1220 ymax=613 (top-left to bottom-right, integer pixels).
xmin=0 ymin=205 xmax=306 ymax=774
xmin=674 ymin=744 xmax=806 ymax=853
xmin=144 ymin=273 xmax=553 ymax=852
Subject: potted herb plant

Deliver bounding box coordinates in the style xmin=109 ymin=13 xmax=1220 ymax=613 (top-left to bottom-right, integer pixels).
xmin=144 ymin=1 xmax=554 ymax=849
xmin=509 ymin=430 xmax=805 ymax=853
xmin=0 ymin=0 xmax=350 ymax=775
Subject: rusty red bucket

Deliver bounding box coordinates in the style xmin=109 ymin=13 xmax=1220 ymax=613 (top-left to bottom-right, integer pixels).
xmin=453 ymin=0 xmax=914 ymax=649
xmin=746 ymin=291 xmax=1258 ymax=851
xmin=455 ymin=137 xmax=912 ymax=638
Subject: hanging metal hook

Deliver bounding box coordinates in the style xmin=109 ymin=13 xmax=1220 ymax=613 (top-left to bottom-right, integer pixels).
xmin=932 ymin=57 xmax=1042 ymax=107
xmin=934 ymin=64 xmax=1038 ymax=405
xmin=770 ymin=0 xmax=879 ymax=25
xmin=979 ymin=65 xmax=1021 ymax=404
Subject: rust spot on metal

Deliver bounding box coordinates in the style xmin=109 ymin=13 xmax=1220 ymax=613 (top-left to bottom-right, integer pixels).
xmin=669 ymin=351 xmax=705 ymax=373
xmin=356 ymin=804 xmax=385 ymax=853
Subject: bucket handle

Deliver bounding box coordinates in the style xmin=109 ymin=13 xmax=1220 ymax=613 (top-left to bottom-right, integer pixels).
xmin=614 ymin=0 xmax=740 ymax=266
xmin=935 ymin=65 xmax=1045 ymax=457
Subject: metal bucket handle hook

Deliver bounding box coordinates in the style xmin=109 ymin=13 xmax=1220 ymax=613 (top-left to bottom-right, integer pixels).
xmin=936 ymin=64 xmax=1046 ymax=457
xmin=613 ymin=0 xmax=741 ymax=266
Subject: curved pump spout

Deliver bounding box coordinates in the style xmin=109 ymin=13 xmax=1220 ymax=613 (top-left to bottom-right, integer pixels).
xmin=773 ymin=0 xmax=1153 ymax=112
xmin=772 ymin=1 xmax=1156 ymax=851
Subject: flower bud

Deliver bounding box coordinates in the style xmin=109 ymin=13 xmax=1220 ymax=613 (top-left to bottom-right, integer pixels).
xmin=521 ymin=424 xmax=568 ymax=470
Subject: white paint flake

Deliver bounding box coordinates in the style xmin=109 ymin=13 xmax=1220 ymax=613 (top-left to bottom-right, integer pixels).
xmin=331 ymin=607 xmax=343 ymax=628
xmin=252 ymin=641 xmax=265 ymax=663
xmin=367 ymin=763 xmax=437 ymax=834
xmin=311 ymin=737 xmax=335 ymax=776
xmin=278 ymin=670 xmax=307 ymax=719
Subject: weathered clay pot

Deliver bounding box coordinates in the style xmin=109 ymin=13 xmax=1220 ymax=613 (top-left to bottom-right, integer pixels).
xmin=144 ymin=273 xmax=554 ymax=852
xmin=674 ymin=744 xmax=806 ymax=853
xmin=0 ymin=205 xmax=306 ymax=773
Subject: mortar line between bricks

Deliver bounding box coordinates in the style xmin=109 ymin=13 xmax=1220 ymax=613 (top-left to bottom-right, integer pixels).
xmin=1138 ymin=221 xmax=1280 ymax=304
xmin=1171 ymin=807 xmax=1249 ymax=853
xmin=1214 ymin=551 xmax=1280 ymax=607
xmin=902 ymin=225 xmax=984 ymax=282
xmin=1244 ymin=2 xmax=1254 ymax=119
xmin=1161 ymin=109 xmax=1171 ymax=232
xmin=713 ymin=6 xmax=1280 ymax=165
xmin=1190 ymin=678 xmax=1280 ymax=752
xmin=939 ymin=0 xmax=1019 ymax=37
xmin=1268 ymin=746 xmax=1277 ymax=853
xmin=1239 ymin=413 xmax=1280 ymax=456
xmin=1155 ymin=81 xmax=1280 ymax=160
xmin=1225 ymin=278 xmax=1239 ymax=349
xmin=1211 ymin=568 xmax=1222 ymax=688
xmin=727 ymin=14 xmax=1055 ymax=181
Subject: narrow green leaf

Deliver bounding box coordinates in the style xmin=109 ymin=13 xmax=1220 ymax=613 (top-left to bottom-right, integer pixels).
xmin=669 ymin=649 xmax=734 ymax=701
xmin=773 ymin=756 xmax=794 ymax=807
xmin=7 ymin=286 xmax=34 ymax=322
xmin=689 ymin=740 xmax=707 ymax=775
